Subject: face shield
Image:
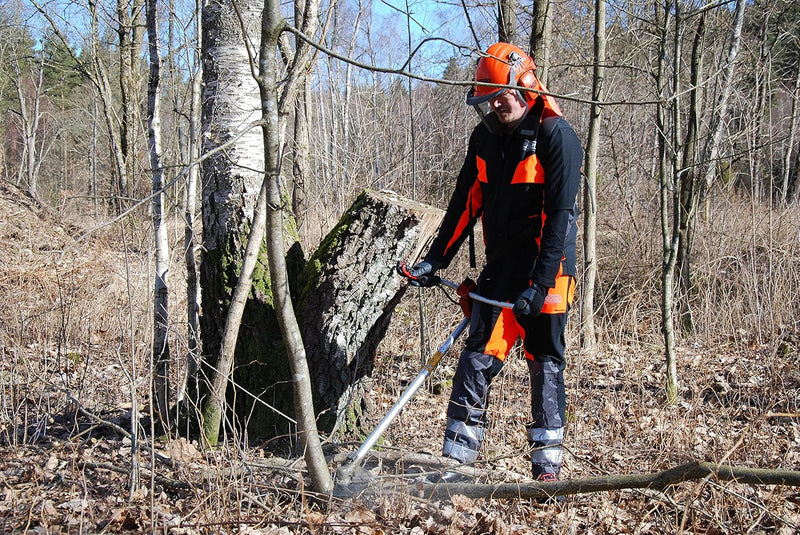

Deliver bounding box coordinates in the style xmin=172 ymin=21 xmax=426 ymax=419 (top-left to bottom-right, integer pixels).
xmin=465 ymin=86 xmax=529 ymax=132
xmin=466 ymin=86 xmax=504 ymax=119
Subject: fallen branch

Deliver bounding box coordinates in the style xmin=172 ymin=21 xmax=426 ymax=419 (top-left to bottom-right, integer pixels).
xmin=416 ymin=461 xmax=800 ymax=501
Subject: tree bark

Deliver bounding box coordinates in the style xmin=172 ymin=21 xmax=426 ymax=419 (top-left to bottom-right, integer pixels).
xmin=296 ymin=190 xmax=443 ymax=438
xmin=10 ymin=52 xmax=44 ymax=199
xmin=676 ymin=13 xmax=705 ymax=334
xmin=497 ymin=0 xmax=517 ymax=45
xmin=259 ymin=0 xmax=335 ymax=493
xmin=199 ymin=0 xmax=277 ymax=443
xmin=655 ymin=0 xmax=679 ymax=405
xmin=781 ymin=61 xmax=800 ymax=204
xmin=700 ymin=0 xmax=747 ymax=191
xmin=179 ymin=0 xmax=203 ymax=404
xmin=117 ymin=0 xmax=144 ymax=206
xmin=529 ymin=0 xmax=552 ymax=85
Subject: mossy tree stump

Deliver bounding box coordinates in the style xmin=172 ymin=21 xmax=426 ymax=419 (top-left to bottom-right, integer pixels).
xmin=197 ymin=188 xmax=440 ymax=443
xmin=297 ymin=190 xmax=442 ymax=439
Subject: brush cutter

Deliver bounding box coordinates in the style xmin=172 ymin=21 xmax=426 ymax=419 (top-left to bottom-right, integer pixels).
xmin=334 ymin=262 xmax=512 ymax=491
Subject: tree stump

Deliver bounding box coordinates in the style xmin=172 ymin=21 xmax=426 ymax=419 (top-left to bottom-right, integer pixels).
xmin=297 ymin=190 xmax=442 ymax=439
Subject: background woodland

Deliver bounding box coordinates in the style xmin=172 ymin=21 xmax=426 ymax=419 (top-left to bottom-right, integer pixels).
xmin=1 ymin=0 xmax=799 ymax=532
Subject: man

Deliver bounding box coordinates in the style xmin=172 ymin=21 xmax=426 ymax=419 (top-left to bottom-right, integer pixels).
xmin=403 ymin=42 xmax=582 ymax=484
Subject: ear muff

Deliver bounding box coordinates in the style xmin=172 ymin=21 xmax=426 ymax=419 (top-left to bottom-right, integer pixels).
xmin=518 ymin=69 xmax=536 ymax=89
xmin=517 ymin=69 xmax=538 ymax=104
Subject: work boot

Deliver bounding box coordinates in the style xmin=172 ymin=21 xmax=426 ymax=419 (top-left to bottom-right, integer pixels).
xmin=533 ymin=472 xmax=565 ymax=505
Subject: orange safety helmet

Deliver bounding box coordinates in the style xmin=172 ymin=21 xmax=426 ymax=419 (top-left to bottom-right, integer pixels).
xmin=466 ymin=42 xmax=562 ymax=118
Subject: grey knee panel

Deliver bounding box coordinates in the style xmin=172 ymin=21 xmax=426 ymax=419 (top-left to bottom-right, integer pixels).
xmin=443 ymin=351 xmax=503 ymax=462
xmin=527 ymin=359 xmax=565 ymax=428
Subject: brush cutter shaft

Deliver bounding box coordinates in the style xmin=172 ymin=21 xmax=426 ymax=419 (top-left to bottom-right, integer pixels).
xmin=343 ymin=316 xmax=470 ymax=470
xmin=438 ymin=278 xmax=514 ymax=309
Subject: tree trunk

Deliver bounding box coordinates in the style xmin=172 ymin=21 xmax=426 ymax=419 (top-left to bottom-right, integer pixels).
xmin=529 ymin=0 xmax=552 ymax=85
xmin=291 ymin=84 xmax=309 ymax=223
xmin=10 ymin=51 xmax=44 ymax=199
xmin=146 ymin=0 xmax=170 ymax=431
xmin=497 ymin=0 xmax=517 ymax=45
xmin=781 ymin=61 xmax=800 ymax=204
xmin=284 ymin=0 xmax=325 ymax=226
xmin=580 ymin=0 xmax=605 ymax=353
xmin=655 ymin=0 xmax=679 ymax=405
xmin=676 ymin=13 xmax=705 ymax=334
xmin=258 ymin=0 xmax=334 ymax=491
xmin=297 ymin=190 xmax=443 ymax=438
xmin=199 ymin=0 xmax=282 ymax=442
xmin=700 ymin=0 xmax=747 ymax=191
xmin=180 ymin=0 xmax=203 ymax=403
xmin=85 ymin=0 xmax=129 ymax=212
xmin=117 ymin=0 xmax=143 ymax=206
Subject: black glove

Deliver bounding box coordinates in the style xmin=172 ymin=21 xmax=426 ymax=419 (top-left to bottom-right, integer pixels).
xmin=408 ymin=261 xmax=439 ymax=287
xmin=513 ymin=283 xmax=547 ymax=319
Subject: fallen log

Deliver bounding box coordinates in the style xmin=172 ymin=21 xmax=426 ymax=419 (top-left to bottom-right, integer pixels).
xmin=416 ymin=461 xmax=800 ymax=501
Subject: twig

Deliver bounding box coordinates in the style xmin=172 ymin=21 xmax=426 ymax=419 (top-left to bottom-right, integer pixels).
xmin=81 ymin=461 xmax=191 ymax=490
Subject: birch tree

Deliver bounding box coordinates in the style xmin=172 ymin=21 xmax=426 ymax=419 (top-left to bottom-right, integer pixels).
xmin=9 ymin=50 xmax=45 ymax=199
xmin=199 ymin=0 xmax=274 ymax=444
xmin=198 ymin=0 xmax=327 ymax=452
xmin=146 ymin=0 xmax=170 ymax=429
xmin=699 ymin=0 xmax=747 ymax=192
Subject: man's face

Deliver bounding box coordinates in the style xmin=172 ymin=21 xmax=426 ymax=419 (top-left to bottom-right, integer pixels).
xmin=490 ymin=90 xmax=528 ymax=126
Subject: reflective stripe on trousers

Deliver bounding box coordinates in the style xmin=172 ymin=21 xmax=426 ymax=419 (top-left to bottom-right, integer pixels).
xmin=528 ymin=426 xmax=564 ymax=475
xmin=442 ymin=417 xmax=484 ymax=463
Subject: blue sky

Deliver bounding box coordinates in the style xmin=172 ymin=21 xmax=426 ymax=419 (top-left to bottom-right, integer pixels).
xmin=362 ymin=0 xmax=498 ymax=78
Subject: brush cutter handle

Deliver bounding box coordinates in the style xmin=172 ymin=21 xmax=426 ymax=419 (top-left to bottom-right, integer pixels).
xmin=396 ymin=261 xmax=513 ymax=310
xmin=437 ymin=277 xmax=514 ymax=310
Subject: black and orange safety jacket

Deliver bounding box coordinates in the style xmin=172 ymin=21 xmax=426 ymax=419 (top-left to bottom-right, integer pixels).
xmin=424 ymin=105 xmax=583 ymax=298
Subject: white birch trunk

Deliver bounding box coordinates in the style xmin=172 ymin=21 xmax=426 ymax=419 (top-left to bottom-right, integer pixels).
xmin=199 ymin=0 xmax=265 ymax=445
xmin=701 ymin=0 xmax=747 ymax=190
xmin=146 ymin=0 xmax=171 ymax=428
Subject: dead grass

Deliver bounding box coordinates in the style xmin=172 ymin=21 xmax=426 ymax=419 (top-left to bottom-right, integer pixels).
xmin=1 ymin=180 xmax=799 ymax=533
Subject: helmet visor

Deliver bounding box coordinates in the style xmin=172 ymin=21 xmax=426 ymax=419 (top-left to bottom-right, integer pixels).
xmin=465 ymin=85 xmax=507 ymax=106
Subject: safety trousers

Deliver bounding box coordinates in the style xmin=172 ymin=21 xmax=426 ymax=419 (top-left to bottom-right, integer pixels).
xmin=442 ymin=299 xmax=568 ymax=476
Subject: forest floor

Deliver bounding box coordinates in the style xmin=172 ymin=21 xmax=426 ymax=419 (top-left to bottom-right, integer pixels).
xmin=1 ymin=181 xmax=799 ymax=534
